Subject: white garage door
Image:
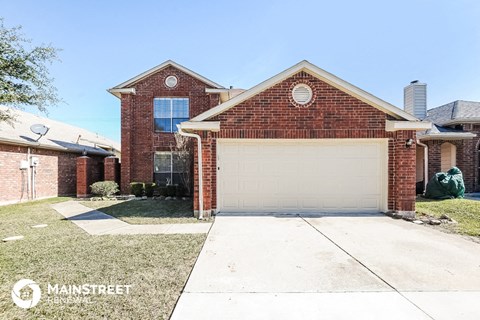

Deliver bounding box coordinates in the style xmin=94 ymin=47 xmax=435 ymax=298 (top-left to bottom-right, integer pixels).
xmin=217 ymin=139 xmax=388 ymax=213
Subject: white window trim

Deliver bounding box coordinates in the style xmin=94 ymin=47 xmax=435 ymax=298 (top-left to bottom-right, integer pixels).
xmin=154 ymin=151 xmax=185 ymax=183
xmin=154 ymin=98 xmax=189 ymax=133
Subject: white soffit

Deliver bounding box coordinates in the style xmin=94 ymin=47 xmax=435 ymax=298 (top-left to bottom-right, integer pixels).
xmin=385 ymin=120 xmax=432 ymax=132
xmin=179 ymin=121 xmax=220 ymax=132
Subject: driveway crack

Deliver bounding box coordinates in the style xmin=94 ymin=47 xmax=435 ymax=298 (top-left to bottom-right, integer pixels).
xmin=299 ymin=215 xmax=435 ymax=320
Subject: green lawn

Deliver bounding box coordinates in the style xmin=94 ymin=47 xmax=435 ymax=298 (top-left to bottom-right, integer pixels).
xmin=82 ymin=199 xmax=208 ymax=225
xmin=0 ymin=198 xmax=206 ymax=319
xmin=416 ymin=197 xmax=480 ymax=236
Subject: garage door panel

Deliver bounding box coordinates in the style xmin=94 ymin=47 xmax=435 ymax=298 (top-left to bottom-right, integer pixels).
xmin=218 ymin=139 xmax=386 ymax=213
xmin=361 ymin=198 xmax=380 ymax=209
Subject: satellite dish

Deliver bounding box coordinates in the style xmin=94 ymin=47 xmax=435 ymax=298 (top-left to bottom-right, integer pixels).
xmin=30 ymin=124 xmax=50 ymax=141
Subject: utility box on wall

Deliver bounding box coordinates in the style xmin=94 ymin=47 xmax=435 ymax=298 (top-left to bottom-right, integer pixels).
xmin=30 ymin=157 xmax=39 ymax=167
xmin=19 ymin=160 xmax=29 ymax=170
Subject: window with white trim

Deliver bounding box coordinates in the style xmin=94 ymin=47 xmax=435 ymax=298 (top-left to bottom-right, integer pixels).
xmin=154 ymin=151 xmax=186 ymax=185
xmin=154 ymin=98 xmax=189 ymax=132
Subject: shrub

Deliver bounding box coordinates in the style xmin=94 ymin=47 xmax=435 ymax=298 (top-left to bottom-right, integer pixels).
xmin=156 ymin=186 xmax=168 ymax=197
xmin=175 ymin=184 xmax=186 ymax=197
xmin=166 ymin=185 xmax=176 ymax=197
xmin=130 ymin=182 xmax=144 ymax=197
xmin=144 ymin=182 xmax=156 ymax=197
xmin=90 ymin=181 xmax=119 ymax=197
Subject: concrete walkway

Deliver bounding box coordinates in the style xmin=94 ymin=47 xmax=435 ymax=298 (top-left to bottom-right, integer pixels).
xmin=171 ymin=214 xmax=480 ymax=320
xmin=51 ymin=201 xmax=211 ymax=235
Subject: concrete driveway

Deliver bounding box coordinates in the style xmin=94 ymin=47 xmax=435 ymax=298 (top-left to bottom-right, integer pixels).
xmin=171 ymin=214 xmax=480 ymax=320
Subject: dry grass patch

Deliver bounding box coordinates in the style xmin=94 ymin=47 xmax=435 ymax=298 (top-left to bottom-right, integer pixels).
xmin=0 ymin=198 xmax=205 ymax=319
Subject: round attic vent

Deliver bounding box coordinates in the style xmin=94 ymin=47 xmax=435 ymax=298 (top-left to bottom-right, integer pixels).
xmin=165 ymin=75 xmax=178 ymax=88
xmin=292 ymin=84 xmax=313 ymax=105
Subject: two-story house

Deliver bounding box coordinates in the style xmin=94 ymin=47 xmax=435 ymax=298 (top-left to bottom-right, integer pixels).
xmin=109 ymin=60 xmax=429 ymax=218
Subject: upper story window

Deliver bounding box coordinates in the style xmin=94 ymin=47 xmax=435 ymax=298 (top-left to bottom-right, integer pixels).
xmin=154 ymin=98 xmax=189 ymax=132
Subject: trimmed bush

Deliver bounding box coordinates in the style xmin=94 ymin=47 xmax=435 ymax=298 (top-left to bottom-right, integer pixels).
xmin=90 ymin=181 xmax=119 ymax=197
xmin=156 ymin=186 xmax=168 ymax=197
xmin=130 ymin=182 xmax=144 ymax=197
xmin=144 ymin=182 xmax=156 ymax=197
xmin=175 ymin=184 xmax=186 ymax=197
xmin=166 ymin=185 xmax=176 ymax=197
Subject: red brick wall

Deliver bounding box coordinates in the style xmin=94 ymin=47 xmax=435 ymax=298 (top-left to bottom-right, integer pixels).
xmin=0 ymin=144 xmax=78 ymax=204
xmin=104 ymin=156 xmax=120 ymax=183
xmin=425 ymin=127 xmax=480 ymax=193
xmin=77 ymin=156 xmax=92 ymax=198
xmin=76 ymin=155 xmax=105 ymax=197
xmin=192 ymin=72 xmax=417 ymax=215
xmin=120 ymin=65 xmax=219 ymax=193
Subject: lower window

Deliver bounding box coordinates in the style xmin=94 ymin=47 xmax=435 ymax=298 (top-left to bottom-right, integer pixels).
xmin=153 ymin=152 xmax=186 ymax=185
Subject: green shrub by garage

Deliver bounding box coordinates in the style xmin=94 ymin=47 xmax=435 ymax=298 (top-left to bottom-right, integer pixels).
xmin=144 ymin=182 xmax=156 ymax=197
xmin=130 ymin=182 xmax=144 ymax=197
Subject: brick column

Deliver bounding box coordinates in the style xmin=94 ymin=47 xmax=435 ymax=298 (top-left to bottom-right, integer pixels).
xmin=120 ymin=94 xmax=133 ymax=194
xmin=193 ymin=132 xmax=214 ymax=218
xmin=393 ymin=130 xmax=417 ymax=214
xmin=77 ymin=156 xmax=92 ymax=198
xmin=104 ymin=157 xmax=120 ymax=184
xmin=426 ymin=140 xmax=441 ymax=180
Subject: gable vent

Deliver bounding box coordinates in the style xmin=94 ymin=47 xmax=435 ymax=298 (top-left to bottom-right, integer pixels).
xmin=165 ymin=75 xmax=178 ymax=88
xmin=292 ymin=84 xmax=313 ymax=105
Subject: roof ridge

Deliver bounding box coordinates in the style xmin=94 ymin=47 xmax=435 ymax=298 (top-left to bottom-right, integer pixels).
xmin=190 ymin=60 xmax=417 ymax=122
xmin=108 ymin=60 xmax=224 ymax=97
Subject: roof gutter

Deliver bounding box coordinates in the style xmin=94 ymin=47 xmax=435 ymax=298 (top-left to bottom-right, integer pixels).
xmin=418 ymin=133 xmax=477 ymax=141
xmin=0 ymin=137 xmax=113 ymax=156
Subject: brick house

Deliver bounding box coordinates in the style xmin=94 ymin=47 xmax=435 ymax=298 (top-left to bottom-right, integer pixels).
xmin=415 ymin=100 xmax=479 ymax=192
xmin=110 ymin=60 xmax=430 ymax=217
xmin=109 ymin=60 xmax=226 ymax=194
xmin=0 ymin=106 xmax=120 ymax=205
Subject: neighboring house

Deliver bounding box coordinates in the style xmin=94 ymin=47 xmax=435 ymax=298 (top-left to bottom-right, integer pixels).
xmin=109 ymin=60 xmax=429 ymax=217
xmin=0 ymin=106 xmax=120 ymax=205
xmin=414 ymin=98 xmax=479 ymax=192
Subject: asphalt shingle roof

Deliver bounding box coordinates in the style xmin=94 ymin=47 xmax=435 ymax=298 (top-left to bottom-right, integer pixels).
xmin=0 ymin=106 xmax=120 ymax=155
xmin=424 ymin=100 xmax=480 ymax=125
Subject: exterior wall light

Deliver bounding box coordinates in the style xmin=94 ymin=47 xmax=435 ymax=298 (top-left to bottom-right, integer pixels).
xmin=405 ymin=139 xmax=414 ymax=148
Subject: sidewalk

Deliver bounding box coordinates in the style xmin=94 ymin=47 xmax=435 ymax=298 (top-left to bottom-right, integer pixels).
xmin=51 ymin=201 xmax=211 ymax=235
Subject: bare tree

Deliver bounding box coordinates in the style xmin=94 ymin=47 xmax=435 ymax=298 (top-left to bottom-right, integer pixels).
xmin=171 ymin=133 xmax=193 ymax=195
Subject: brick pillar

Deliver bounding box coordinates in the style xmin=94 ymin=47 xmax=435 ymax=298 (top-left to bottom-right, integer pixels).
xmin=120 ymin=94 xmax=133 ymax=194
xmin=193 ymin=132 xmax=214 ymax=218
xmin=393 ymin=131 xmax=416 ymax=214
xmin=104 ymin=157 xmax=120 ymax=183
xmin=77 ymin=156 xmax=92 ymax=198
xmin=426 ymin=140 xmax=441 ymax=180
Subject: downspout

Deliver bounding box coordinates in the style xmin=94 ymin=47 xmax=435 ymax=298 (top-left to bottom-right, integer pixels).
xmin=177 ymin=125 xmax=204 ymax=220
xmin=27 ymin=147 xmax=31 ymax=200
xmin=416 ymin=140 xmax=428 ymax=192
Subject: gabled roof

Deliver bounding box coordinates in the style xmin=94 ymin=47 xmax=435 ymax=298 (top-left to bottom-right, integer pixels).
xmin=424 ymin=100 xmax=480 ymax=126
xmin=191 ymin=60 xmax=418 ymax=122
xmin=0 ymin=106 xmax=120 ymax=155
xmin=108 ymin=60 xmax=224 ymax=98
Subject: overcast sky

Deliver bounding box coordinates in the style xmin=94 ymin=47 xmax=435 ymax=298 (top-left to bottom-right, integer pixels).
xmin=2 ymin=0 xmax=480 ymax=141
